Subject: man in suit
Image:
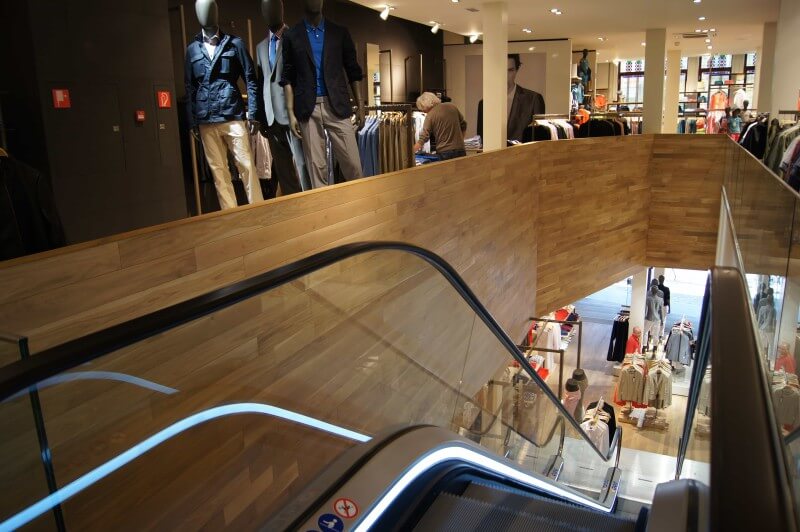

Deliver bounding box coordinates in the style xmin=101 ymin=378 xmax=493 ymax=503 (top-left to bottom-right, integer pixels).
xmin=477 ymin=54 xmax=546 ymax=143
xmin=281 ymin=0 xmax=365 ymax=189
xmin=256 ymin=0 xmax=309 ymax=195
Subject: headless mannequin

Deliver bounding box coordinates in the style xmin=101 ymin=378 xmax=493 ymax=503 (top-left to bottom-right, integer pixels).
xmin=284 ymin=0 xmax=365 ymax=139
xmin=256 ymin=0 xmax=308 ymax=194
xmin=187 ymin=0 xmax=263 ymax=208
xmin=192 ymin=0 xmax=259 ymax=138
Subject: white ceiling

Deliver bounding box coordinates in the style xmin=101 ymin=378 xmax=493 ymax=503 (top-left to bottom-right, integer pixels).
xmin=351 ymin=0 xmax=779 ymax=60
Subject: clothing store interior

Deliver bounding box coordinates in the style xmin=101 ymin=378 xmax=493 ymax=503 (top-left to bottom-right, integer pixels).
xmin=2 ymin=0 xmax=800 ymax=530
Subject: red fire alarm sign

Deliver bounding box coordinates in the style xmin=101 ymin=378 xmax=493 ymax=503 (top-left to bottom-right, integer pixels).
xmin=156 ymin=90 xmax=172 ymax=109
xmin=135 ymin=110 xmax=146 ymax=122
xmin=52 ymin=89 xmax=71 ymax=109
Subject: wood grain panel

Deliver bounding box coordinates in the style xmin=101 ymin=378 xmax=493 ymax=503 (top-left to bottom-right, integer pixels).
xmin=645 ymin=135 xmax=727 ymax=270
xmin=0 ymin=134 xmax=742 ymax=528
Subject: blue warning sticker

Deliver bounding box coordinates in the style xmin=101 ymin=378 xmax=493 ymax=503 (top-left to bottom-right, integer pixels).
xmin=318 ymin=513 xmax=344 ymax=532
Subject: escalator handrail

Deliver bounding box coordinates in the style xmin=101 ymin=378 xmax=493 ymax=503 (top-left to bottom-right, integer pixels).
xmin=0 ymin=241 xmax=620 ymax=465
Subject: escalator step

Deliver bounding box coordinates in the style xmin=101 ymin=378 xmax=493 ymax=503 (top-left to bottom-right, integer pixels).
xmin=412 ymin=492 xmax=595 ymax=532
xmin=459 ymin=480 xmax=636 ymax=531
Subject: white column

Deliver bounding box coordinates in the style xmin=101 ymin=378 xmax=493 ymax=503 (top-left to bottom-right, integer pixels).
xmin=758 ymin=22 xmax=777 ymax=113
xmin=643 ymin=28 xmax=667 ymax=134
xmin=771 ymin=2 xmax=800 ymax=116
xmin=662 ymin=50 xmax=681 ymax=133
xmin=630 ymin=269 xmax=648 ymax=335
xmin=481 ymin=1 xmax=508 ymax=151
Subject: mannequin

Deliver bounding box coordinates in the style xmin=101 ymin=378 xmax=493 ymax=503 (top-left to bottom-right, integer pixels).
xmin=644 ymin=285 xmax=664 ymax=345
xmin=577 ymin=49 xmax=591 ymax=87
xmin=186 ymin=0 xmax=263 ymax=209
xmin=255 ymin=0 xmax=309 ymax=195
xmin=281 ymin=0 xmax=365 ymax=188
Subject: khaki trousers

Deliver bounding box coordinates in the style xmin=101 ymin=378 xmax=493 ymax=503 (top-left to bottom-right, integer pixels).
xmin=199 ymin=120 xmax=264 ymax=210
xmin=299 ymin=97 xmax=363 ymax=189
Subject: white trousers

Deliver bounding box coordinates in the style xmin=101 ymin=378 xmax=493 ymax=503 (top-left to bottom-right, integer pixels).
xmin=644 ymin=320 xmax=660 ymax=341
xmin=199 ymin=120 xmax=264 ymax=210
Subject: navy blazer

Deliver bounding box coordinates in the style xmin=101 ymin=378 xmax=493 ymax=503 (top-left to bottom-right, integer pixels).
xmin=280 ymin=19 xmax=363 ymax=121
xmin=184 ymin=32 xmax=260 ymax=128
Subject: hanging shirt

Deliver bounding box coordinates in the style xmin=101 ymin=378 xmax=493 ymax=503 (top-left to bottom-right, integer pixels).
xmin=580 ymin=420 xmax=609 ymax=455
xmin=304 ymin=18 xmax=327 ymax=97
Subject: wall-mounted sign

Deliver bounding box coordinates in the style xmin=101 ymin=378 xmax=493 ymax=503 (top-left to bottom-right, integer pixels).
xmin=157 ymin=90 xmax=172 ymax=109
xmin=52 ymin=89 xmax=71 ymax=109
xmin=135 ymin=110 xmax=146 ymax=122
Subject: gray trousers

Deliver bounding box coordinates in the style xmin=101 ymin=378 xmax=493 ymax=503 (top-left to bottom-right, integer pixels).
xmin=299 ymin=97 xmax=363 ymax=189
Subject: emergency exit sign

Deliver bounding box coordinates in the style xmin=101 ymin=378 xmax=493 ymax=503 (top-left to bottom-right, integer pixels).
xmin=52 ymin=88 xmax=71 ymax=109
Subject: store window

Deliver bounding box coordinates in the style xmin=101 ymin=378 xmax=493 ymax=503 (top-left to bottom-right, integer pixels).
xmin=618 ymin=60 xmax=645 ymax=104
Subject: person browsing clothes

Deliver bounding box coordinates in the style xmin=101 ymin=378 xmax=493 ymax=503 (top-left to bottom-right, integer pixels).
xmin=413 ymin=92 xmax=467 ymax=161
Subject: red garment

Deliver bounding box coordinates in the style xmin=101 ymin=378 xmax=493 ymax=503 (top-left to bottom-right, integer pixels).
xmin=554 ymin=308 xmax=570 ymax=321
xmin=775 ymin=354 xmax=797 ymax=375
xmin=710 ymin=91 xmax=728 ymax=111
xmin=625 ymin=335 xmax=641 ymax=355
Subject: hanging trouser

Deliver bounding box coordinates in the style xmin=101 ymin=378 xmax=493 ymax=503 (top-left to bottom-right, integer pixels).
xmin=199 ymin=120 xmax=264 ymax=209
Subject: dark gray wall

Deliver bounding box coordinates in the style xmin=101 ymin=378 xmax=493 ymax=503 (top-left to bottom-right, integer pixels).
xmin=3 ymin=0 xmax=187 ymax=244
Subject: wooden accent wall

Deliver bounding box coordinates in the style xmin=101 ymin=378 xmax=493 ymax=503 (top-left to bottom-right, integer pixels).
xmin=533 ymin=136 xmax=653 ymax=314
xmin=645 ymin=135 xmax=727 ymax=270
xmin=0 ymin=135 xmax=732 ymax=528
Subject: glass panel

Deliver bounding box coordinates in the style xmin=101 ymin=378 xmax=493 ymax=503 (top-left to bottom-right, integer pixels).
xmin=1 ymin=249 xmax=613 ymax=529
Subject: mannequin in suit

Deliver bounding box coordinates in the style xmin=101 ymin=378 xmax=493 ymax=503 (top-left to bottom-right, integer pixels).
xmin=256 ymin=0 xmax=309 ymax=195
xmin=476 ymin=54 xmax=545 ymax=143
xmin=281 ymin=0 xmax=364 ymax=188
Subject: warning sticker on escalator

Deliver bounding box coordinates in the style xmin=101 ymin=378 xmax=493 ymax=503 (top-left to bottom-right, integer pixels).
xmin=333 ymin=497 xmax=359 ymax=519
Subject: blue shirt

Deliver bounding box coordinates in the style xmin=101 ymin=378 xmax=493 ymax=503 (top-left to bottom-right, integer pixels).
xmin=304 ymin=18 xmax=327 ymax=97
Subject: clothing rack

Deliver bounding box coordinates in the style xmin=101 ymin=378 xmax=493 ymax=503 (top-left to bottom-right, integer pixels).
xmin=778 ymin=110 xmax=800 ymax=119
xmin=532 ymin=113 xmax=571 ymax=120
xmin=361 ymin=104 xmax=415 ymax=169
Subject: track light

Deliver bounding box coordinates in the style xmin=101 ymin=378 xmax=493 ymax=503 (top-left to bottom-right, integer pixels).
xmin=431 ymin=22 xmax=440 ymax=34
xmin=380 ymin=5 xmax=391 ymax=20
xmin=470 ymin=34 xmax=479 ymax=43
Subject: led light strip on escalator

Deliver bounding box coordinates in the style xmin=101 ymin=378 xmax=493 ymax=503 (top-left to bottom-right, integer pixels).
xmin=0 ymin=403 xmax=371 ymax=532
xmin=353 ymin=445 xmax=611 ymax=531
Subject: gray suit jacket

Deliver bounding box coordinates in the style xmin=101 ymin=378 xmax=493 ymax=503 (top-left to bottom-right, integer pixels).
xmin=256 ymin=34 xmax=289 ymax=126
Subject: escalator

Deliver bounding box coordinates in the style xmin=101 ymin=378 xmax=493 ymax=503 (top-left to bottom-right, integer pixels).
xmin=0 ymin=242 xmax=791 ymax=530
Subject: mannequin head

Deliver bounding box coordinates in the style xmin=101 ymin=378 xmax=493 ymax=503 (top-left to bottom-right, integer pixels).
xmin=650 ymin=279 xmax=659 ymax=290
xmin=582 ymin=49 xmax=588 ymax=59
xmin=507 ymin=54 xmax=521 ymax=92
xmin=658 ymin=274 xmax=665 ymax=284
xmin=743 ymin=100 xmax=750 ymax=111
xmin=195 ymin=0 xmax=219 ymax=30
xmin=565 ymin=379 xmax=580 ymax=393
xmin=650 ymin=285 xmax=659 ymax=296
xmin=261 ymin=0 xmax=284 ymax=29
xmin=303 ymin=0 xmax=324 ymax=16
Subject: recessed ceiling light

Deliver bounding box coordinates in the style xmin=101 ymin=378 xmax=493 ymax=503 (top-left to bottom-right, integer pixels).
xmin=698 ymin=16 xmax=706 ymax=21
xmin=549 ymin=8 xmax=562 ymax=15
xmin=470 ymin=34 xmax=479 ymax=43
xmin=451 ymin=0 xmax=459 ymax=2
xmin=598 ymin=37 xmax=605 ymax=41
xmin=695 ymin=29 xmax=702 ymax=33
xmin=705 ymin=38 xmax=711 ymax=43
xmin=641 ymin=42 xmax=646 ymax=46
xmin=702 ymin=29 xmax=708 ymax=32
xmin=523 ymin=28 xmax=532 ymax=33
xmin=707 ymin=45 xmax=713 ymax=49
xmin=431 ymin=22 xmax=440 ymax=33
xmin=710 ymin=28 xmax=716 ymax=32
xmin=694 ymin=0 xmax=701 ymax=3
xmin=529 ymin=46 xmax=535 ymax=51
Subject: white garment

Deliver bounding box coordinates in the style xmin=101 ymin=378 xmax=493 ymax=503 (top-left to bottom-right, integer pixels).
xmin=202 ymin=29 xmax=219 ymax=58
xmin=644 ymin=319 xmax=660 ymax=340
xmin=536 ymin=322 xmax=561 ymax=369
xmin=733 ymin=88 xmax=747 ymax=110
xmin=580 ymin=420 xmax=610 ymax=455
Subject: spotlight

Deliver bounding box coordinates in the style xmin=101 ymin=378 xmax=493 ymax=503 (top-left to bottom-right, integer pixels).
xmin=698 ymin=16 xmax=706 ymax=21
xmin=522 ymin=28 xmax=532 ymax=33
xmin=431 ymin=22 xmax=440 ymax=34
xmin=707 ymin=45 xmax=713 ymax=50
xmin=641 ymin=42 xmax=646 ymax=46
xmin=470 ymin=34 xmax=479 ymax=43
xmin=380 ymin=5 xmax=391 ymax=20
